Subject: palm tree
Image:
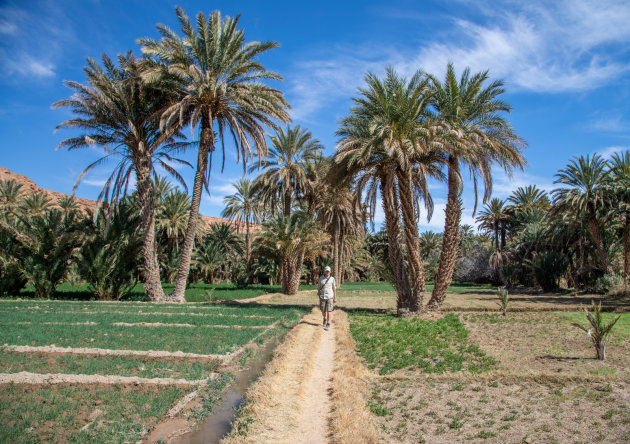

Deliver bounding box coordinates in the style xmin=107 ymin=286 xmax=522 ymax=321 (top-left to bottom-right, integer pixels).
xmin=139 ymin=7 xmax=290 ymax=302
xmin=318 ymin=183 xmax=365 ymax=285
xmin=0 ymin=180 xmax=24 ymax=217
xmin=477 ymin=198 xmax=509 ymax=251
xmin=553 ymin=154 xmax=612 ymax=275
xmin=53 ymin=52 xmax=188 ymax=302
xmin=255 ymin=212 xmax=328 ymax=294
xmin=335 ymin=114 xmax=412 ymax=312
xmin=252 ymin=125 xmax=324 ymax=217
xmin=222 ymin=178 xmax=262 ymax=273
xmin=193 ymin=242 xmax=224 ymax=284
xmin=19 ymin=192 xmax=52 ymax=218
xmin=156 ymin=190 xmax=191 ymax=252
xmin=335 ymin=68 xmax=442 ymax=312
xmin=426 ymin=64 xmax=526 ymax=310
xmin=609 ymin=151 xmax=630 ymax=284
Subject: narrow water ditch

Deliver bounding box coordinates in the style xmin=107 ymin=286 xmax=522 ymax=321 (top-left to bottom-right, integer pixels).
xmin=176 ymin=334 xmax=282 ymax=444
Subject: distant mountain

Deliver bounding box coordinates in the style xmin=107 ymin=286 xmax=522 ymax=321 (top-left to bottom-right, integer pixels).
xmin=0 ymin=167 xmax=258 ymax=233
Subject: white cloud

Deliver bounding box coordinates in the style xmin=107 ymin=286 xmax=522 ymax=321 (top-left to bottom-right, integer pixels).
xmin=490 ymin=169 xmax=555 ymax=198
xmin=588 ymin=114 xmax=629 ymax=133
xmin=286 ymin=0 xmax=630 ymax=121
xmin=0 ymin=2 xmax=76 ymax=81
xmin=597 ymin=145 xmax=629 ymax=159
xmin=82 ymin=179 xmax=107 ymax=187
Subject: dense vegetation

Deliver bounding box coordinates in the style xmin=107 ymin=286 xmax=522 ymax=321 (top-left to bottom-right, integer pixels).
xmin=0 ymin=6 xmax=627 ymax=311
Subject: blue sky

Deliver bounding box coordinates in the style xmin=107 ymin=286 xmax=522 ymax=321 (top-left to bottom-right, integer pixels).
xmin=1 ymin=0 xmax=629 ymax=231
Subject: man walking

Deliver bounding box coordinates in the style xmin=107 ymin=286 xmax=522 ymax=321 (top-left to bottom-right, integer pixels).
xmin=317 ymin=266 xmax=337 ymax=330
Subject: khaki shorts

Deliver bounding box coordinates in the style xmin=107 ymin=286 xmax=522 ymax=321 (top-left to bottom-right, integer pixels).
xmin=319 ymin=298 xmax=334 ymax=312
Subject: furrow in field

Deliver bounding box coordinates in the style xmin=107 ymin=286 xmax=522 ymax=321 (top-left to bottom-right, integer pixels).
xmin=2 ymin=309 xmax=276 ymax=319
xmin=0 ymin=371 xmax=215 ymax=386
xmin=1 ymin=345 xmax=232 ymax=360
xmin=111 ymin=322 xmax=271 ymax=329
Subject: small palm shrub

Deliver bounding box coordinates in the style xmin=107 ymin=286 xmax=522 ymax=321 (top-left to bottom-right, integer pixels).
xmin=529 ymin=250 xmax=569 ymax=292
xmin=496 ymin=287 xmax=509 ymax=316
xmin=0 ymin=228 xmax=26 ymax=296
xmin=594 ymin=273 xmax=625 ymax=294
xmin=16 ymin=209 xmax=83 ymax=298
xmin=77 ymin=205 xmax=141 ymax=300
xmin=573 ymin=300 xmax=621 ymax=360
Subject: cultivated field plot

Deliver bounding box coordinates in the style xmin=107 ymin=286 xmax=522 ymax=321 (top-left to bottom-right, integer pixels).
xmin=0 ymin=299 xmax=306 ymax=443
xmin=349 ymin=310 xmax=630 ymax=443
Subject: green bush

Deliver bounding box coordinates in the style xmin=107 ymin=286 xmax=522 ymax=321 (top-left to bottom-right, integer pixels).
xmin=594 ymin=273 xmax=625 ymax=294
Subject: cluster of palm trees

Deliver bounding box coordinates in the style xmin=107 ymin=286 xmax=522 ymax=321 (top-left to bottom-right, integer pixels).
xmin=334 ymin=66 xmax=525 ymax=313
xmin=24 ymin=6 xmax=623 ymax=312
xmin=477 ymin=153 xmax=630 ymax=292
xmin=0 ymin=178 xmax=247 ymax=300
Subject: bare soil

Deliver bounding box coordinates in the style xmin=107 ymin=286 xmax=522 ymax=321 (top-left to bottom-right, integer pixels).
xmin=0 ymin=371 xmax=212 ymax=386
xmin=2 ymin=345 xmax=229 ymax=360
xmin=370 ymin=378 xmax=630 ymax=443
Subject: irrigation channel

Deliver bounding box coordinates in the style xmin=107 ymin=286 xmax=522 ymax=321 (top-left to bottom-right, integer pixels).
xmin=177 ymin=334 xmax=282 ymax=443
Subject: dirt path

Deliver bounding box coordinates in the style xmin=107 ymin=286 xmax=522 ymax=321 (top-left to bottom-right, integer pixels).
xmin=294 ymin=319 xmax=336 ymax=443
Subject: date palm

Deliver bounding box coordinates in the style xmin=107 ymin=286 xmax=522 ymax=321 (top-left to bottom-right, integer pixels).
xmin=0 ymin=180 xmax=23 ymax=217
xmin=139 ymin=7 xmax=290 ymax=302
xmin=335 ymin=114 xmax=413 ymax=312
xmin=318 ymin=183 xmax=365 ymax=286
xmin=222 ymin=178 xmax=262 ymax=273
xmin=426 ymin=64 xmax=526 ymax=310
xmin=335 ymin=68 xmax=442 ymax=312
xmin=251 ymin=125 xmax=324 ymax=217
xmin=54 ymin=52 xmax=188 ymax=302
xmin=553 ymin=154 xmax=612 ymax=275
xmin=609 ymin=151 xmax=630 ymax=284
xmin=255 ymin=212 xmax=328 ymax=294
xmin=19 ymin=192 xmax=52 ymax=218
xmin=156 ymin=189 xmax=191 ymax=252
xmin=477 ymin=198 xmax=509 ymax=251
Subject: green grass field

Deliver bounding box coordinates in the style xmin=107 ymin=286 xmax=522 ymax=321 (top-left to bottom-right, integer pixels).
xmin=0 ymin=299 xmax=309 ymax=442
xmin=349 ymin=312 xmax=496 ymax=375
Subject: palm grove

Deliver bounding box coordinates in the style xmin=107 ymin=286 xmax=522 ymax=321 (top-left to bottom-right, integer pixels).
xmin=1 ymin=7 xmax=628 ymax=313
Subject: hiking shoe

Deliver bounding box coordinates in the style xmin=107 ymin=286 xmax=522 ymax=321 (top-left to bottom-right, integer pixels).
xmin=323 ymin=319 xmax=326 ymax=327
xmin=326 ymin=322 xmax=331 ymax=329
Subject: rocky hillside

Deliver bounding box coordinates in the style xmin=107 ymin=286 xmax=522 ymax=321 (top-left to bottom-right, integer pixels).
xmin=0 ymin=167 xmax=258 ymax=233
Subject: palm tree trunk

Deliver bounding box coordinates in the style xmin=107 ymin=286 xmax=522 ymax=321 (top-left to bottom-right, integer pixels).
xmin=428 ymin=158 xmax=461 ymax=310
xmin=283 ymin=186 xmax=292 ymax=217
xmin=397 ymin=169 xmax=425 ymax=312
xmin=333 ymin=225 xmax=339 ymax=287
xmin=380 ymin=175 xmax=411 ymax=314
xmin=623 ymin=215 xmax=630 ymax=286
xmin=287 ymin=251 xmax=304 ymax=295
xmin=171 ymin=116 xmax=212 ymax=302
xmin=245 ymin=214 xmax=252 ymax=278
xmin=587 ymin=203 xmax=613 ymax=275
xmin=136 ymin=163 xmax=165 ymax=302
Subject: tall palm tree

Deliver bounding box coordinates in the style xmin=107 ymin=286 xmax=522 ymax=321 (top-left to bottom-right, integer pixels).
xmin=318 ymin=183 xmax=365 ymax=285
xmin=139 ymin=7 xmax=290 ymax=302
xmin=335 ymin=68 xmax=442 ymax=312
xmin=156 ymin=190 xmax=191 ymax=251
xmin=54 ymin=53 xmax=187 ymax=302
xmin=19 ymin=192 xmax=52 ymax=218
xmin=426 ymin=64 xmax=526 ymax=310
xmin=477 ymin=198 xmax=509 ymax=251
xmin=335 ymin=114 xmax=413 ymax=312
xmin=609 ymin=151 xmax=630 ymax=284
xmin=252 ymin=125 xmax=324 ymax=217
xmin=222 ymin=178 xmax=262 ymax=273
xmin=553 ymin=154 xmax=612 ymax=275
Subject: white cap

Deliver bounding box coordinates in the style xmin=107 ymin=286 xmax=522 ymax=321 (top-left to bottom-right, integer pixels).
xmin=324 ymin=266 xmax=331 ymax=272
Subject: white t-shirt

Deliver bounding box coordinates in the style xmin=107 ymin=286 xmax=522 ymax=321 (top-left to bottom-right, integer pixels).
xmin=318 ymin=275 xmax=336 ymax=299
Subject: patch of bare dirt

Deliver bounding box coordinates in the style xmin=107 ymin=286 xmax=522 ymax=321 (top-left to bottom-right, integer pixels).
xmin=462 ymin=312 xmax=630 ymax=380
xmin=0 ymin=371 xmax=213 ymax=386
xmin=1 ymin=345 xmax=229 ymax=360
xmin=370 ymin=378 xmax=630 ymax=443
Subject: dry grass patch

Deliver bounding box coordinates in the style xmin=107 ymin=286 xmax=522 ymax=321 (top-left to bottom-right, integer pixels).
xmin=222 ymin=308 xmax=322 ymax=443
xmin=462 ymin=312 xmax=630 ymax=380
xmin=330 ymin=310 xmax=380 ymax=444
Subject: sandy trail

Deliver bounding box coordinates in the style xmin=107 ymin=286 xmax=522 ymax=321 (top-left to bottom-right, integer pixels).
xmin=294 ymin=321 xmax=335 ymax=443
